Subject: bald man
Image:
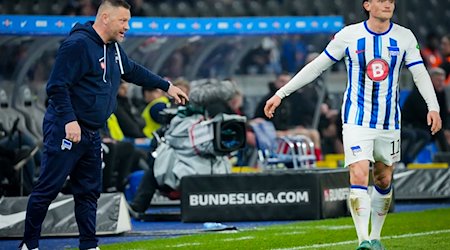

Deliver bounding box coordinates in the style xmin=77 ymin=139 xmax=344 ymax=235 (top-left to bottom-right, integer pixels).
xmin=19 ymin=1 xmax=188 ymax=249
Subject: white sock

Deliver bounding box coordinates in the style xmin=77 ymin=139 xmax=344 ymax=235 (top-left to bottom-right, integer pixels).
xmin=370 ymin=185 xmax=392 ymax=240
xmin=348 ymin=186 xmax=371 ymax=244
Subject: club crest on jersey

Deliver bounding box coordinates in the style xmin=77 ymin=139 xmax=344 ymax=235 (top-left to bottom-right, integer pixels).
xmin=388 ymin=46 xmax=400 ymax=57
xmin=366 ymin=58 xmax=389 ymax=82
xmin=350 ymin=145 xmax=362 ymax=156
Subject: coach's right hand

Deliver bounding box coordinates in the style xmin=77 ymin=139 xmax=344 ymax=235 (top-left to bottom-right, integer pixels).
xmin=264 ymin=95 xmax=282 ymax=119
xmin=65 ymin=120 xmax=81 ymax=143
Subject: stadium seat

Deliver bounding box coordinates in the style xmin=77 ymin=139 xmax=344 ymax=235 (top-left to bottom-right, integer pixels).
xmin=141 ymin=2 xmax=157 ymax=17
xmin=246 ymin=1 xmax=265 ymax=17
xmin=175 ymin=1 xmax=193 ymax=18
xmin=211 ymin=1 xmax=229 ymax=17
xmin=194 ymin=1 xmax=210 ymax=17
xmin=0 ymin=87 xmax=39 ymax=144
xmin=250 ymin=119 xmax=316 ymax=170
xmin=264 ymin=0 xmax=283 ymax=16
xmin=156 ymin=2 xmax=172 ymax=17
xmin=33 ymin=0 xmax=53 ymax=15
xmin=229 ymin=0 xmax=246 ymax=17
xmin=13 ymin=85 xmax=45 ymax=140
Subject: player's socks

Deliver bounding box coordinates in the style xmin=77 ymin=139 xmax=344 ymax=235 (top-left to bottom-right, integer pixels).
xmin=348 ymin=185 xmax=371 ymax=244
xmin=370 ymin=184 xmax=392 ymax=240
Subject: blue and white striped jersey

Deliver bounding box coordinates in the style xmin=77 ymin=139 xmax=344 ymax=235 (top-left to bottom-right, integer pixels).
xmin=325 ymin=21 xmax=423 ymax=130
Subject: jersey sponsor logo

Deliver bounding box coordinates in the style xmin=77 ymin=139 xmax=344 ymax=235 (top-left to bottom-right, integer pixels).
xmin=366 ymin=58 xmax=389 ymax=81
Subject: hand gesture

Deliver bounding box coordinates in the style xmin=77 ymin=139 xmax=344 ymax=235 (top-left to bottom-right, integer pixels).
xmin=167 ymin=84 xmax=189 ymax=105
xmin=264 ymin=95 xmax=282 ymax=119
xmin=65 ymin=120 xmax=81 ymax=143
xmin=427 ymin=110 xmax=442 ymax=135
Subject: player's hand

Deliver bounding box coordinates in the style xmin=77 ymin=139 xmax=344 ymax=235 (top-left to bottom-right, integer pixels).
xmin=167 ymin=84 xmax=189 ymax=105
xmin=65 ymin=120 xmax=81 ymax=143
xmin=427 ymin=110 xmax=442 ymax=135
xmin=264 ymin=95 xmax=282 ymax=119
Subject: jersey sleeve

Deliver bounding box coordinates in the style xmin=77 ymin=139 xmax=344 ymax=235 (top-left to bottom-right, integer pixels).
xmin=404 ymin=30 xmax=424 ymax=68
xmin=323 ymin=27 xmax=348 ymax=62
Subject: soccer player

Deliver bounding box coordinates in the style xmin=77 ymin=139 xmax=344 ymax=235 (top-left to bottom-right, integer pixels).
xmin=264 ymin=0 xmax=442 ymax=249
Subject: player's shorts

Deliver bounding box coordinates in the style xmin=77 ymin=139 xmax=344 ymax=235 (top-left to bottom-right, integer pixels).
xmin=342 ymin=124 xmax=400 ymax=167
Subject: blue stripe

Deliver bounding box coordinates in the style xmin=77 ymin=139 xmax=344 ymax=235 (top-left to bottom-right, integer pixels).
xmin=374 ymin=35 xmax=381 ymax=58
xmin=370 ymin=35 xmax=382 ymax=128
xmin=370 ymin=83 xmax=380 ymax=128
xmin=374 ymin=184 xmax=392 ymax=195
xmin=343 ymin=48 xmax=352 ymax=123
xmin=406 ymin=60 xmax=424 ymax=68
xmin=351 ymin=185 xmax=368 ymax=190
xmin=395 ymin=53 xmax=406 ymax=129
xmin=356 ymin=38 xmax=366 ymax=125
xmin=383 ymin=38 xmax=398 ymax=129
xmin=324 ymin=49 xmax=339 ymax=62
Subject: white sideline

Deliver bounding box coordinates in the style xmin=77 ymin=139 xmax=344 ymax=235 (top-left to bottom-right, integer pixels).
xmin=272 ymin=229 xmax=450 ymax=250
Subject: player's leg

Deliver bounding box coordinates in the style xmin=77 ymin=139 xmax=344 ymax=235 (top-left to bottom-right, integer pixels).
xmin=343 ymin=125 xmax=374 ymax=249
xmin=21 ymin=118 xmax=80 ymax=249
xmin=348 ymin=160 xmax=372 ymax=249
xmin=370 ymin=129 xmax=399 ymax=249
xmin=70 ymin=129 xmax=102 ymax=250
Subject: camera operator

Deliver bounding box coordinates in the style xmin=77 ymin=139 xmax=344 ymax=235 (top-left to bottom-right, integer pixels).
xmin=128 ymin=79 xmax=246 ymax=219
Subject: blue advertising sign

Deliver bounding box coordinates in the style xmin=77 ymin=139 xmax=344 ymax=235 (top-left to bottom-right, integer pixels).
xmin=0 ymin=15 xmax=343 ymax=36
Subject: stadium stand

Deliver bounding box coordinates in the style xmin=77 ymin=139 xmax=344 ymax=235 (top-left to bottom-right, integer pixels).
xmin=0 ymin=0 xmax=448 ymax=40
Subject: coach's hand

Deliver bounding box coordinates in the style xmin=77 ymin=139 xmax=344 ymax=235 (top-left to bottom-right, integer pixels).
xmin=65 ymin=120 xmax=81 ymax=143
xmin=167 ymin=84 xmax=189 ymax=105
xmin=427 ymin=110 xmax=442 ymax=135
xmin=264 ymin=95 xmax=282 ymax=119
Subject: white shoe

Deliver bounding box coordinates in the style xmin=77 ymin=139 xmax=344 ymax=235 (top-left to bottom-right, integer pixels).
xmin=86 ymin=247 xmax=100 ymax=250
xmin=20 ymin=244 xmax=38 ymax=250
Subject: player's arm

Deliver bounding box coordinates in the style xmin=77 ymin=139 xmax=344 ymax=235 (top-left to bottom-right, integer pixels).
xmin=264 ymin=53 xmax=335 ymax=118
xmin=409 ymin=64 xmax=441 ymax=134
xmin=265 ymin=27 xmax=348 ymax=118
xmin=405 ymin=31 xmax=442 ymax=135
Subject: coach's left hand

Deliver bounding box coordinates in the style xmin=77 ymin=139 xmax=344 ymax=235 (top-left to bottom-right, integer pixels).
xmin=167 ymin=84 xmax=189 ymax=105
xmin=427 ymin=110 xmax=442 ymax=135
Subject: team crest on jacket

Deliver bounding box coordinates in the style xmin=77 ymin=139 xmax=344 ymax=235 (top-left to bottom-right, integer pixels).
xmin=366 ymin=58 xmax=389 ymax=82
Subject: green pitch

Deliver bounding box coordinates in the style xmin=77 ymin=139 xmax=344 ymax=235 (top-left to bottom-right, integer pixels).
xmin=102 ymin=208 xmax=450 ymax=249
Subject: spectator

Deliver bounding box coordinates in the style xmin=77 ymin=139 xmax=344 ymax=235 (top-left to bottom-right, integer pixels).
xmin=421 ymin=32 xmax=443 ymax=68
xmin=141 ymin=86 xmax=170 ymax=138
xmin=281 ymin=35 xmax=308 ymax=73
xmin=116 ymin=80 xmax=146 ymax=139
xmin=402 ymin=67 xmax=450 ymax=164
xmin=254 ymin=72 xmax=322 ymax=160
xmin=439 ymin=34 xmax=450 ymax=85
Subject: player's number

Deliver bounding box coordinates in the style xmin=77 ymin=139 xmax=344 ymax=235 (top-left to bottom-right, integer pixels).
xmin=390 ymin=139 xmax=400 ymax=155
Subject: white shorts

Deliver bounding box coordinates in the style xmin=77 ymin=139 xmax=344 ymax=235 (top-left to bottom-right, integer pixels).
xmin=342 ymin=124 xmax=401 ymax=167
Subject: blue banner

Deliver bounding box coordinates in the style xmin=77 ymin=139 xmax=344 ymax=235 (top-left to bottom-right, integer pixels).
xmin=0 ymin=15 xmax=343 ymax=36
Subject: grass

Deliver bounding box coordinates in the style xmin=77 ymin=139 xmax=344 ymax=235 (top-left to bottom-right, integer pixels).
xmin=101 ymin=208 xmax=450 ymax=249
